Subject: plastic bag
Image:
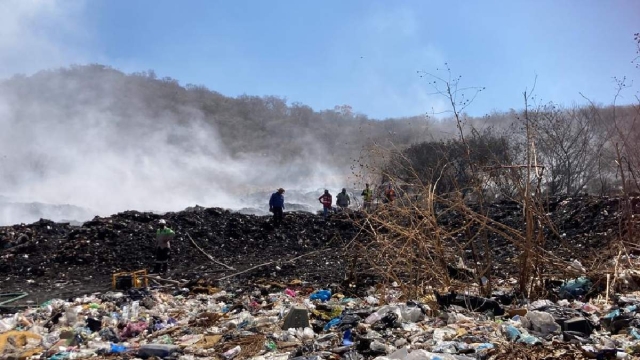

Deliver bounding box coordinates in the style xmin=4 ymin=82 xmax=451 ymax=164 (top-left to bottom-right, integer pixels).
xmin=310 ymin=290 xmax=332 ymax=302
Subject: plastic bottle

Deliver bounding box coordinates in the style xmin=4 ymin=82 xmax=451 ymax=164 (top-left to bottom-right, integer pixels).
xmin=604 ymin=309 xmax=620 ymax=319
xmin=255 ymin=316 xmax=279 ymax=326
xmin=121 ymin=306 xmax=129 ymax=323
xmin=364 ymin=312 xmax=383 ymax=324
xmin=131 ymin=301 xmax=140 ymax=321
xmin=265 ymin=340 xmax=277 ymax=351
xmin=222 ymin=345 xmax=241 ymax=360
xmin=66 ymin=308 xmax=78 ymax=325
xmin=475 ymin=343 xmax=495 ymax=351
xmin=502 ymin=324 xmax=521 ymax=341
xmin=365 ymin=295 xmax=380 ymax=305
xmin=518 ymin=334 xmax=542 ymax=345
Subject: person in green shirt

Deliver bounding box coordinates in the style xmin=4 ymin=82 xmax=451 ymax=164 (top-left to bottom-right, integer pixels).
xmin=361 ymin=184 xmax=373 ymax=210
xmin=152 ymin=219 xmax=175 ymax=274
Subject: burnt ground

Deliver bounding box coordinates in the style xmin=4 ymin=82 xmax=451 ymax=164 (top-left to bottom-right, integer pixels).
xmin=0 ymin=195 xmax=636 ymax=306
xmin=0 ymin=207 xmax=361 ymax=306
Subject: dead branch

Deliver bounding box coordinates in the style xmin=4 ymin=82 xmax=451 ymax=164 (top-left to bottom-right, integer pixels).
xmin=187 ymin=232 xmax=236 ymax=270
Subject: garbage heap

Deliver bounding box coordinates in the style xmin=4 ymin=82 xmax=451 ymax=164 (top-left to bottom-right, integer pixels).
xmin=0 ymin=208 xmax=361 ymax=298
xmin=4 ymin=280 xmax=640 ymax=360
xmin=1 ymin=195 xmax=631 ymax=287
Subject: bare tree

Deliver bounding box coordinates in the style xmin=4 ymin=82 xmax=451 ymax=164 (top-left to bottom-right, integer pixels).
xmin=531 ymin=103 xmax=610 ymax=196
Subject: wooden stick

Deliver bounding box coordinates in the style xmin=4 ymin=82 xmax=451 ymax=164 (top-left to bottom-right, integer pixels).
xmin=215 ymin=248 xmax=333 ymax=281
xmin=606 ymin=274 xmax=610 ymax=304
xmin=143 ymin=275 xmax=183 ymax=285
xmin=187 ymin=232 xmax=236 ymax=270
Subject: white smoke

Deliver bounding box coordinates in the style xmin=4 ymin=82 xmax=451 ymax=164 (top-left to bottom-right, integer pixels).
xmin=0 ymin=1 xmax=352 ymax=225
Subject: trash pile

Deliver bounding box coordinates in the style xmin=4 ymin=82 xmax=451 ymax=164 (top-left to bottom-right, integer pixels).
xmin=4 ymin=279 xmax=640 ymax=360
xmin=2 ymin=195 xmax=632 ymax=288
xmin=2 ymin=195 xmax=640 ymax=358
xmin=1 ymin=208 xmax=360 ymax=301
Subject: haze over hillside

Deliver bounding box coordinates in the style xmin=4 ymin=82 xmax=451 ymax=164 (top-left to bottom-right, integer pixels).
xmin=0 ymin=65 xmax=436 ymax=224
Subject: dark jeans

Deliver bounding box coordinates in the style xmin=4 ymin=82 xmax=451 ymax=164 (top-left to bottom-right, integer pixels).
xmin=272 ymin=207 xmax=283 ymax=226
xmin=153 ymin=247 xmax=170 ymax=274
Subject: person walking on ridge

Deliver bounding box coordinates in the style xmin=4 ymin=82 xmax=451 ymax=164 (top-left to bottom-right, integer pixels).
xmin=269 ymin=188 xmax=285 ymax=227
xmin=319 ymin=189 xmax=333 ymax=220
xmin=361 ymin=184 xmax=373 ymax=210
xmin=336 ymin=188 xmax=351 ymax=210
xmin=152 ymin=219 xmax=175 ymax=275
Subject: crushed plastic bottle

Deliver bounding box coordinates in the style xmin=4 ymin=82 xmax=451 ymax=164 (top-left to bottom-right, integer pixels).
xmin=66 ymin=307 xmax=78 ymax=325
xmin=120 ymin=305 xmax=129 ymax=323
xmin=365 ymin=295 xmax=380 ymax=305
xmin=130 ymin=301 xmax=140 ymax=321
xmin=502 ymin=324 xmax=521 ymax=341
xmin=388 ymin=347 xmax=409 ymax=360
xmin=223 ymin=345 xmax=242 ymax=360
xmin=519 ymin=334 xmax=542 ymax=345
xmin=603 ymin=309 xmax=620 ymax=319
xmin=370 ymin=340 xmax=388 ymax=353
xmin=364 ymin=312 xmax=383 ymax=324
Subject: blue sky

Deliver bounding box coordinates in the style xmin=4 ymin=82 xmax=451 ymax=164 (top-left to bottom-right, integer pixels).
xmin=2 ymin=0 xmax=639 ymax=118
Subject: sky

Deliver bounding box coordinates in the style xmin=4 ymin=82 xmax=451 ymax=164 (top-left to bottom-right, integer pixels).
xmin=1 ymin=0 xmax=639 ymax=119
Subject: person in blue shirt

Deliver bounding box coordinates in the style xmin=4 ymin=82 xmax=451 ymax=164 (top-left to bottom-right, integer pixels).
xmin=269 ymin=188 xmax=285 ymax=227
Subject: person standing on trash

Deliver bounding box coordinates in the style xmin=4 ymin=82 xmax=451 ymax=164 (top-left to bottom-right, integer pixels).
xmin=318 ymin=189 xmax=333 ymax=220
xmin=361 ymin=184 xmax=373 ymax=210
xmin=269 ymin=188 xmax=285 ymax=227
xmin=336 ymin=188 xmax=351 ymax=210
xmin=383 ymin=184 xmax=397 ymax=204
xmin=152 ymin=219 xmax=175 ymax=275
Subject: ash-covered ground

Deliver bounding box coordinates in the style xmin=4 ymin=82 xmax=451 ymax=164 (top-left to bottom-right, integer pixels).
xmin=0 ymin=195 xmax=634 ymax=307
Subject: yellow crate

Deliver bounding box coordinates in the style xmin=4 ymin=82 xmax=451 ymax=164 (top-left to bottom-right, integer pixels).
xmin=112 ymin=270 xmax=149 ymax=290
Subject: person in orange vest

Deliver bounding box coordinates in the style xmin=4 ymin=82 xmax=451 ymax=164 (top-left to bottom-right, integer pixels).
xmin=384 ymin=184 xmax=396 ymax=204
xmin=318 ymin=189 xmax=332 ymax=220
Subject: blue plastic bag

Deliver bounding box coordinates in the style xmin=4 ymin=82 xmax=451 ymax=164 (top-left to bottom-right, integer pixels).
xmin=343 ymin=328 xmax=354 ymax=346
xmin=310 ymin=290 xmax=332 ymax=302
xmin=110 ymin=344 xmax=127 ymax=353
xmin=559 ymin=277 xmax=592 ymax=299
xmin=324 ymin=318 xmax=341 ymax=331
